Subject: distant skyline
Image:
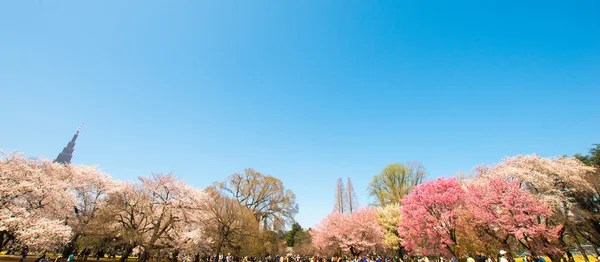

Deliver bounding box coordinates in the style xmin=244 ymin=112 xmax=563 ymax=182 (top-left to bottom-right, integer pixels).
xmin=1 ymin=0 xmax=598 ymax=228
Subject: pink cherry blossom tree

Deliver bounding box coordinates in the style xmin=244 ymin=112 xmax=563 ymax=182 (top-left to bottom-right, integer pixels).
xmin=398 ymin=177 xmax=465 ymax=257
xmin=478 ymin=155 xmax=596 ymax=262
xmin=465 ymin=178 xmax=562 ymax=256
xmin=312 ymin=208 xmax=384 ymax=257
xmin=312 ymin=212 xmax=345 ymax=256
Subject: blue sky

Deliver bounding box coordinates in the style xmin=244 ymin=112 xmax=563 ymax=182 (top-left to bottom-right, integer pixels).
xmin=1 ymin=0 xmax=599 ymax=229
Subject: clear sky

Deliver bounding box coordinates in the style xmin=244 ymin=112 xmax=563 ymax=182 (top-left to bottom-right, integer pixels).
xmin=1 ymin=0 xmax=599 ymax=229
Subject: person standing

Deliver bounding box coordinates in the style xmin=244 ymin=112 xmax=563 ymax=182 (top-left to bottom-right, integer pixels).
xmin=498 ymin=250 xmax=508 ymax=262
xmin=19 ymin=249 xmax=28 ymax=262
xmin=475 ymin=254 xmax=486 ymax=262
xmin=37 ymin=250 xmax=48 ymax=262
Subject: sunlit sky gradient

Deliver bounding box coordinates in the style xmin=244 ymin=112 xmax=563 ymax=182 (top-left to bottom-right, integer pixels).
xmin=1 ymin=0 xmax=599 ymax=228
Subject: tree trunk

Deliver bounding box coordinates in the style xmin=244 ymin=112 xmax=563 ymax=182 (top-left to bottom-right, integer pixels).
xmin=139 ymin=251 xmax=151 ymax=262
xmin=548 ymin=252 xmax=563 ymax=262
xmin=194 ymin=253 xmax=200 ymax=262
xmin=349 ymin=246 xmax=359 ymax=258
xmin=215 ymin=239 xmax=223 ymax=260
xmin=568 ymin=227 xmax=590 ymax=262
xmin=574 ymin=239 xmax=591 ymax=262
xmin=62 ymin=234 xmax=81 ymax=258
xmin=566 ymin=251 xmax=575 ymax=262
xmin=0 ymin=231 xmax=4 ymax=252
xmin=170 ymin=250 xmax=179 ymax=262
xmin=119 ymin=246 xmax=133 ymax=262
xmin=1 ymin=231 xmax=15 ymax=252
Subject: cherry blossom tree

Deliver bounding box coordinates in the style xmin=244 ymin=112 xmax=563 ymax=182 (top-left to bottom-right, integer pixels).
xmin=174 ymin=224 xmax=212 ymax=262
xmin=0 ymin=152 xmax=74 ymax=251
xmin=465 ymin=178 xmax=562 ymax=257
xmin=311 ymin=208 xmax=384 ymax=257
xmin=139 ymin=174 xmax=208 ymax=261
xmin=16 ymin=217 xmax=73 ymax=251
xmin=169 ymin=188 xmax=212 ymax=262
xmin=61 ymin=164 xmax=117 ymax=257
xmin=478 ymin=155 xmax=594 ymax=208
xmin=103 ymin=173 xmax=208 ymax=262
xmin=478 ymin=155 xmax=596 ymax=262
xmin=572 ymin=145 xmax=600 ymax=256
xmin=311 ymin=212 xmax=344 ymax=256
xmin=398 ymin=177 xmax=465 ymax=257
xmin=101 ymin=181 xmax=151 ymax=262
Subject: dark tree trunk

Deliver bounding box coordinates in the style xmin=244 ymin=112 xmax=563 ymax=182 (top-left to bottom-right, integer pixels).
xmin=170 ymin=250 xmax=179 ymax=262
xmin=0 ymin=231 xmax=4 ymax=252
xmin=569 ymin=227 xmax=591 ymax=262
xmin=349 ymin=246 xmax=359 ymax=258
xmin=397 ymin=245 xmax=406 ymax=262
xmin=139 ymin=251 xmax=151 ymax=262
xmin=575 ymin=240 xmax=591 ymax=262
xmin=119 ymin=246 xmax=133 ymax=262
xmin=548 ymin=252 xmax=563 ymax=262
xmin=0 ymin=231 xmax=15 ymax=251
xmin=215 ymin=239 xmax=223 ymax=260
xmin=62 ymin=234 xmax=81 ymax=258
xmin=566 ymin=251 xmax=575 ymax=262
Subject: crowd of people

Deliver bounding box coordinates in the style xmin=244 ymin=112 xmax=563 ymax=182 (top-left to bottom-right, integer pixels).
xmin=6 ymin=249 xmax=600 ymax=262
xmin=13 ymin=248 xmax=78 ymax=262
xmin=205 ymin=254 xmax=403 ymax=262
xmin=202 ymin=251 xmax=600 ymax=262
xmin=203 ymin=251 xmax=559 ymax=262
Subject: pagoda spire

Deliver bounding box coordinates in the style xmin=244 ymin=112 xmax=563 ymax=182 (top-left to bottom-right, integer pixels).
xmin=54 ymin=123 xmax=83 ymax=164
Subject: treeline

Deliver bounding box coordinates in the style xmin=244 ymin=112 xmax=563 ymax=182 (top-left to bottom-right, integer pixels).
xmin=3 ymin=145 xmax=599 ymax=262
xmin=311 ymin=146 xmax=600 ymax=262
xmin=0 ymin=153 xmax=302 ymax=261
